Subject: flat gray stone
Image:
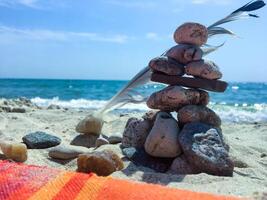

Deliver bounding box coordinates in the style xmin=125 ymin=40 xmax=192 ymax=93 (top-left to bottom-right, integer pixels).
xmin=48 ymin=144 xmax=89 ymax=160
xmin=23 ymin=131 xmax=61 ymax=149
xmin=11 ymin=107 xmax=26 ymax=113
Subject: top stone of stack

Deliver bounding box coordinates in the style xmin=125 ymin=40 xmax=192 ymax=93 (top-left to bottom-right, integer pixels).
xmin=149 ymin=21 xmax=228 ymax=93
xmin=173 ymin=22 xmax=208 ymax=46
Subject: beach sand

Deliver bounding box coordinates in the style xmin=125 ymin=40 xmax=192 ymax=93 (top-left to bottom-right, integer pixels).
xmin=0 ymin=102 xmax=267 ymax=198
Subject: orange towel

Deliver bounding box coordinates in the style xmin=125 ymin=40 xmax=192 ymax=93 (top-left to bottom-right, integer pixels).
xmin=0 ymin=161 xmax=242 ymax=200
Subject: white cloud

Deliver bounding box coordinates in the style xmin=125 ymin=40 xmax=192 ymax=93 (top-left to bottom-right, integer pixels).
xmin=191 ymin=0 xmax=232 ymax=5
xmin=0 ymin=26 xmax=130 ymax=44
xmin=106 ymin=0 xmax=157 ymax=9
xmin=146 ymin=32 xmax=160 ymax=40
xmin=0 ymin=0 xmax=39 ymax=8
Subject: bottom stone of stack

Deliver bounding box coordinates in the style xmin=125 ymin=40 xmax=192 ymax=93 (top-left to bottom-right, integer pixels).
xmin=121 ymin=111 xmax=234 ymax=177
xmin=178 ymin=122 xmax=233 ymax=176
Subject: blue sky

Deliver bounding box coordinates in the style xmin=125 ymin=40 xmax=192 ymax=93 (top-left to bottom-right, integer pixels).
xmin=0 ymin=0 xmax=266 ymax=82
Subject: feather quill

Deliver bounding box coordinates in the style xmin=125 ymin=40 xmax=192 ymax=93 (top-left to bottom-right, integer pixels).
xmin=94 ymin=1 xmax=265 ymax=115
xmin=96 ymin=66 xmax=151 ymax=114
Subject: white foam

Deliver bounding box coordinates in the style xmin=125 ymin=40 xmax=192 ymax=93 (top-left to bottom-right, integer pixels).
xmin=30 ymin=97 xmax=267 ymax=123
xmin=232 ymin=86 xmax=239 ymax=90
xmin=31 ymin=97 xmax=149 ymax=111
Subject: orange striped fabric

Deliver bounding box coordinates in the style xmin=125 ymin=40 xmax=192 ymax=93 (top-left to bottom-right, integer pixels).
xmin=0 ymin=161 xmax=243 ymax=200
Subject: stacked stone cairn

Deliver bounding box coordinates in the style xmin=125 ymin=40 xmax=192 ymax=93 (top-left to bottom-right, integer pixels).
xmin=122 ymin=22 xmax=234 ymax=176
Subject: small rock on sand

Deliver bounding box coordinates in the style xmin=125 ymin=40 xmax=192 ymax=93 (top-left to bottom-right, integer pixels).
xmin=22 ymin=131 xmax=61 ymax=149
xmin=70 ymin=134 xmax=98 ymax=148
xmin=48 ymin=144 xmax=90 ymax=160
xmin=77 ymin=150 xmax=124 ymax=176
xmin=11 ymin=107 xmax=26 ymax=113
xmin=95 ymin=137 xmax=109 ymax=148
xmin=108 ymin=134 xmax=122 ymax=144
xmin=76 ymin=115 xmax=103 ymax=135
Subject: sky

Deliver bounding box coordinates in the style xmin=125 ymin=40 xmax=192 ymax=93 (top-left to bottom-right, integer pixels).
xmin=0 ymin=0 xmax=266 ymax=82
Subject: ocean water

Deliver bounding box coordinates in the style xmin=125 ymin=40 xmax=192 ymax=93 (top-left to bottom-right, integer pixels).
xmin=1 ymin=78 xmax=267 ymax=123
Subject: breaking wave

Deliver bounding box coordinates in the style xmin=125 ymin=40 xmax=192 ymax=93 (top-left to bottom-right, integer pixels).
xmin=31 ymin=97 xmax=267 ymax=123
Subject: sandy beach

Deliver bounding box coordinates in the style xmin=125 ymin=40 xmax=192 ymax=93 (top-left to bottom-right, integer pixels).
xmin=0 ymin=99 xmax=266 ymax=198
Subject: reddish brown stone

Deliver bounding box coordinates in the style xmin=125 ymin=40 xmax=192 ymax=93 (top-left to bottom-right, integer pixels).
xmin=174 ymin=22 xmax=208 ymax=46
xmin=165 ymin=44 xmax=203 ymax=65
xmin=146 ymin=86 xmax=208 ymax=111
xmin=185 ymin=59 xmax=222 ymax=80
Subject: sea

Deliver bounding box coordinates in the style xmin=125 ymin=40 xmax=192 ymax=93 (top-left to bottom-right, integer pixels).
xmin=1 ymin=78 xmax=267 ymax=123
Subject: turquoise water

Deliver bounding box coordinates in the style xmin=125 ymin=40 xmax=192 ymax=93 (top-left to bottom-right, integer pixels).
xmin=1 ymin=78 xmax=267 ymax=122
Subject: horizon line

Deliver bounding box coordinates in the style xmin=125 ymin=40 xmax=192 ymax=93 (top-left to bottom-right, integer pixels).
xmin=0 ymin=77 xmax=267 ymax=84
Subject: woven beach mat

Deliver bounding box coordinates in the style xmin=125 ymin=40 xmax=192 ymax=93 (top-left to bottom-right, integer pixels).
xmin=0 ymin=161 xmax=242 ymax=200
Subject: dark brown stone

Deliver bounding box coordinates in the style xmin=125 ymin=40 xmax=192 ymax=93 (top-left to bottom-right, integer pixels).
xmin=151 ymin=72 xmax=228 ymax=93
xmin=177 ymin=105 xmax=221 ymax=127
xmin=122 ymin=117 xmax=152 ymax=148
xmin=149 ymin=56 xmax=185 ymax=76
xmin=122 ymin=147 xmax=173 ymax=173
xmin=165 ymin=44 xmax=203 ymax=65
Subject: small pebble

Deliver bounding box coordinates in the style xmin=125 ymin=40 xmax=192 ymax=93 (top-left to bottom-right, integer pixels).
xmin=77 ymin=150 xmax=124 ymax=176
xmin=108 ymin=135 xmax=122 ymax=144
xmin=95 ymin=137 xmax=109 ymax=148
xmin=48 ymin=144 xmax=88 ymax=160
xmin=0 ymin=142 xmax=27 ymax=162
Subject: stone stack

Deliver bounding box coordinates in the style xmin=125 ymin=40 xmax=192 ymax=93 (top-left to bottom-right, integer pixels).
xmin=122 ymin=22 xmax=234 ymax=176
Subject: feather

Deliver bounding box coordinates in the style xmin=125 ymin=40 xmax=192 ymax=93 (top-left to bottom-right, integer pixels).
xmin=94 ymin=1 xmax=265 ymax=115
xmin=208 ymin=0 xmax=265 ymax=30
xmin=208 ymin=27 xmax=236 ymax=38
xmin=96 ymin=66 xmax=151 ymax=114
xmin=202 ymin=43 xmax=225 ymax=56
